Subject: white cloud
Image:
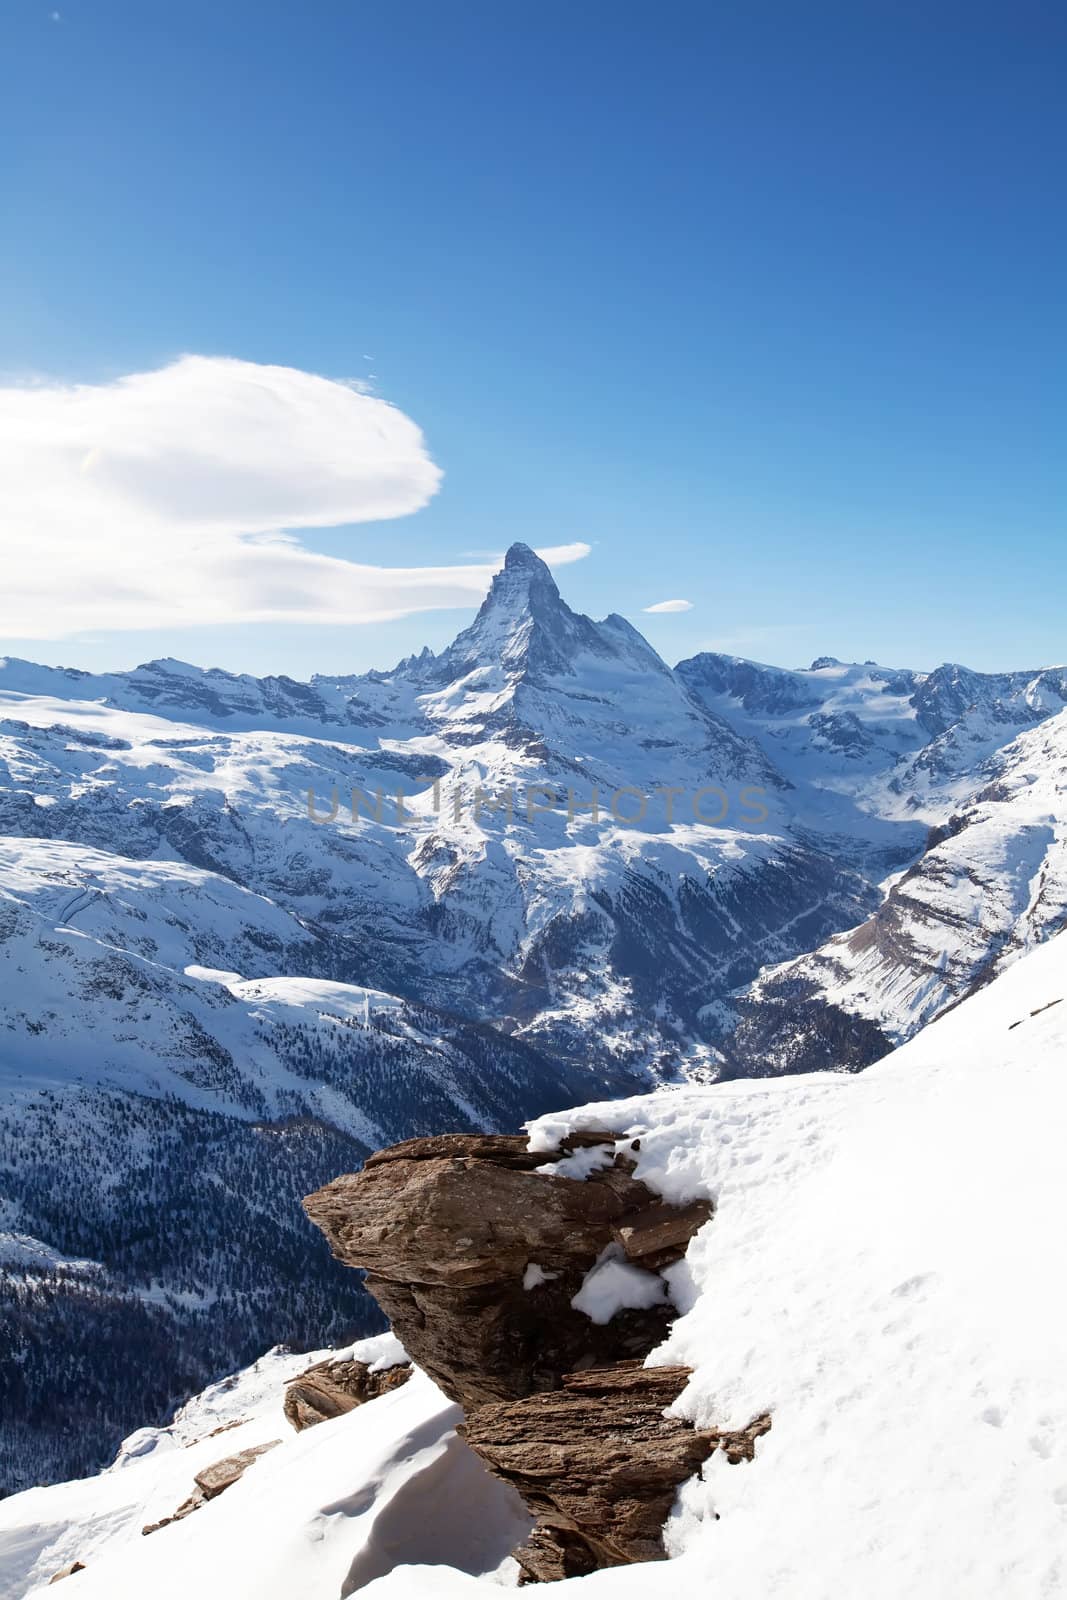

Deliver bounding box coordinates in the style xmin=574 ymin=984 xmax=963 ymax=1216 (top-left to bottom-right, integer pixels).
xmin=0 ymin=356 xmax=588 ymax=639
xmin=459 ymin=543 xmax=591 ymax=565
xmin=530 ymin=541 xmax=591 ymax=566
xmin=643 ymin=598 xmax=693 ymax=614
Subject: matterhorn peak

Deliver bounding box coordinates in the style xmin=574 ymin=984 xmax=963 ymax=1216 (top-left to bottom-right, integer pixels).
xmin=433 ymin=542 xmax=582 ymax=681
xmin=488 ymin=542 xmax=563 ymax=613
xmin=425 ymin=539 xmax=690 ymax=695
xmin=502 ymin=540 xmax=552 ymax=575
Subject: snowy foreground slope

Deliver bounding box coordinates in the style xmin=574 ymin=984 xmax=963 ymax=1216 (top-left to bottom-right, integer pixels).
xmin=3 ymin=932 xmax=1063 ymax=1600
xmin=0 ymin=1337 xmax=531 ymax=1600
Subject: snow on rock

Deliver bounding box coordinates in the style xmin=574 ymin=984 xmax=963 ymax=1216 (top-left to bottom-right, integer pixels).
xmin=521 ymin=1263 xmax=558 ymax=1290
xmin=346 ymin=1331 xmax=409 ymax=1374
xmin=535 ymin=1142 xmax=617 ymax=1180
xmin=518 ymin=932 xmax=1067 ymax=1599
xmin=570 ymin=1246 xmax=670 ymax=1325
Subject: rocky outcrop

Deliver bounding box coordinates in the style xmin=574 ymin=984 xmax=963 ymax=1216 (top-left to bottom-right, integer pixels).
xmin=141 ymin=1441 xmax=280 ymax=1536
xmin=305 ymin=1132 xmax=710 ymax=1410
xmin=461 ymin=1364 xmax=770 ymax=1582
xmin=194 ymin=1442 xmax=281 ymax=1499
xmin=284 ymin=1356 xmax=412 ymax=1432
xmin=140 ymin=1355 xmax=415 ymax=1540
xmin=305 ymin=1130 xmax=752 ymax=1579
xmin=47 ymin=1563 xmax=86 ymax=1585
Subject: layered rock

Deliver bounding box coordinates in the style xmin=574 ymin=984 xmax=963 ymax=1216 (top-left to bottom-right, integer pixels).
xmin=304 ymin=1132 xmax=708 ymax=1409
xmin=461 ymin=1365 xmax=770 ymax=1582
xmin=283 ymin=1356 xmax=411 ymax=1432
xmin=304 ymin=1130 xmax=754 ymax=1579
xmin=141 ymin=1441 xmax=280 ymax=1536
xmin=47 ymin=1563 xmax=86 ymax=1585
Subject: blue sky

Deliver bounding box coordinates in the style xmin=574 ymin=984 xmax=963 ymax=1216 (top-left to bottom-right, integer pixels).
xmin=1 ymin=0 xmax=1064 ymax=678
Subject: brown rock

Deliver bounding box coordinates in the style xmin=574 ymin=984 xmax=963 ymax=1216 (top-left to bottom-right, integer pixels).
xmin=307 ymin=1134 xmax=650 ymax=1288
xmin=141 ymin=1492 xmax=204 ymax=1537
xmin=194 ymin=1440 xmax=281 ymax=1499
xmin=304 ymin=1134 xmax=707 ymax=1410
xmin=142 ymin=1440 xmax=281 ymax=1535
xmin=47 ymin=1563 xmax=86 ymax=1584
xmin=612 ymin=1198 xmax=713 ymax=1261
xmin=460 ymin=1364 xmax=770 ymax=1582
xmin=558 ymin=1129 xmax=624 ymax=1151
xmin=304 ymin=1131 xmax=739 ymax=1582
xmin=362 ymin=1133 xmax=547 ymax=1171
xmin=283 ymin=1357 xmax=412 ymax=1432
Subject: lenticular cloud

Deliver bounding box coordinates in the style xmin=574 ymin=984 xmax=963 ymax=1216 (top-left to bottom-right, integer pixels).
xmin=0 ymin=354 xmax=516 ymax=635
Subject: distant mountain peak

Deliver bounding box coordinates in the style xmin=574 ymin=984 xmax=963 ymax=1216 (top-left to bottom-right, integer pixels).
xmin=435 ymin=543 xmax=592 ymax=682
xmin=486 ymin=543 xmax=563 ymax=615
xmin=502 ymin=541 xmax=552 ymax=576
xmin=427 ymin=543 xmax=682 ymax=692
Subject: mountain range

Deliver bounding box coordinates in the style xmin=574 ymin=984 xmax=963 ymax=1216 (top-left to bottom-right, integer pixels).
xmin=2 ymin=542 xmax=1065 ymax=1490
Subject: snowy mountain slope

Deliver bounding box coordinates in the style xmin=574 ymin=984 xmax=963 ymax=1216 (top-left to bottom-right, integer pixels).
xmin=676 ymin=653 xmax=926 ymax=790
xmin=5 ymin=931 xmax=1064 ymax=1600
xmin=0 ymin=656 xmax=381 ymax=739
xmin=725 ymin=708 xmax=1067 ymax=1074
xmin=20 ymin=556 xmax=1063 ymax=1096
xmin=0 ymin=835 xmax=584 ymax=1495
xmin=0 ymin=548 xmax=895 ymax=1078
xmin=0 ymin=1341 xmax=531 ymax=1600
xmin=0 ymin=835 xmax=576 ymax=1130
xmin=677 ymin=649 xmax=1067 ymax=818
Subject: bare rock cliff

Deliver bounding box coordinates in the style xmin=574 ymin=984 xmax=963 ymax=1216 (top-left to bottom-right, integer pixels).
xmin=305 ymin=1130 xmax=767 ymax=1582
xmin=461 ymin=1363 xmax=769 ymax=1580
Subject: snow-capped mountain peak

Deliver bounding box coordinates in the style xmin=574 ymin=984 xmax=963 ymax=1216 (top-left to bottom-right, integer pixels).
xmin=436 ymin=542 xmax=661 ymax=685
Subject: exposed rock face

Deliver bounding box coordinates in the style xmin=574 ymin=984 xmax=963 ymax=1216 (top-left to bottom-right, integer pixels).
xmin=141 ymin=1441 xmax=280 ymax=1536
xmin=194 ymin=1441 xmax=281 ymax=1499
xmin=461 ymin=1365 xmax=770 ymax=1582
xmin=283 ymin=1356 xmax=412 ymax=1432
xmin=304 ymin=1131 xmax=744 ymax=1579
xmin=47 ymin=1562 xmax=86 ymax=1584
xmin=304 ymin=1132 xmax=710 ymax=1409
